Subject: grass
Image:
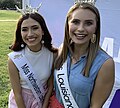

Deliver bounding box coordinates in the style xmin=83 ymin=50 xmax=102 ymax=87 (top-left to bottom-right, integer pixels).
xmin=0 ymin=10 xmax=21 ymax=108
xmin=0 ymin=10 xmax=21 ymax=20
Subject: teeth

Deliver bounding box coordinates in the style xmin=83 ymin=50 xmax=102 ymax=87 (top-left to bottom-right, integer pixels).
xmin=27 ymin=38 xmax=36 ymax=42
xmin=76 ymin=34 xmax=85 ymax=37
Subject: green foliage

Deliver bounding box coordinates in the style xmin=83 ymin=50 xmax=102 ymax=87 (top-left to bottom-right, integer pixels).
xmin=0 ymin=0 xmax=22 ymax=9
xmin=0 ymin=10 xmax=20 ymax=108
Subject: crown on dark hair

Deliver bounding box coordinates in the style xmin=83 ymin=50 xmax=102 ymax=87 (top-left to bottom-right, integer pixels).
xmin=15 ymin=3 xmax=42 ymax=15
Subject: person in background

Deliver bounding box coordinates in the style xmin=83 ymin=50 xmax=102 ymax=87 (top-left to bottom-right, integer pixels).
xmin=7 ymin=5 xmax=57 ymax=108
xmin=49 ymin=1 xmax=115 ymax=108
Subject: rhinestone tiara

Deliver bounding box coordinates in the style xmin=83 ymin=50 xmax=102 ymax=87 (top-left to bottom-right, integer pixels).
xmin=74 ymin=0 xmax=96 ymax=5
xmin=15 ymin=2 xmax=42 ymax=15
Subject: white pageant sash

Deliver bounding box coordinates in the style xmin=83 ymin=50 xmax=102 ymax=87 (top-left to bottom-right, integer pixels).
xmin=8 ymin=52 xmax=47 ymax=103
xmin=55 ymin=60 xmax=79 ymax=108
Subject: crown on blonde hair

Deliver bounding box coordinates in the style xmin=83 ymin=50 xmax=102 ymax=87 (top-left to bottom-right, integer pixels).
xmin=74 ymin=0 xmax=96 ymax=5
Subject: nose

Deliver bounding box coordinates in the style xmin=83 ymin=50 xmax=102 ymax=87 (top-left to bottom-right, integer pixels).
xmin=28 ymin=29 xmax=33 ymax=36
xmin=77 ymin=23 xmax=85 ymax=32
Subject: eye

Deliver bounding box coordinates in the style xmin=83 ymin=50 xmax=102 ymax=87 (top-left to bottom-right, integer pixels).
xmin=85 ymin=21 xmax=93 ymax=26
xmin=32 ymin=26 xmax=39 ymax=30
xmin=71 ymin=19 xmax=80 ymax=25
xmin=32 ymin=25 xmax=39 ymax=30
xmin=21 ymin=28 xmax=28 ymax=32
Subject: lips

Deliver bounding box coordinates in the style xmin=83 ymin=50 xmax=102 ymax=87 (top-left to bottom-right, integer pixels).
xmin=27 ymin=37 xmax=36 ymax=42
xmin=74 ymin=33 xmax=87 ymax=40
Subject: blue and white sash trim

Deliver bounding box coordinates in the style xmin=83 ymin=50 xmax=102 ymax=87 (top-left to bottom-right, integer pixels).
xmin=55 ymin=60 xmax=79 ymax=108
xmin=8 ymin=52 xmax=47 ymax=103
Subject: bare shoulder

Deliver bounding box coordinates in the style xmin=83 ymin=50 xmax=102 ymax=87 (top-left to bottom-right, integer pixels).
xmin=101 ymin=57 xmax=115 ymax=75
xmin=8 ymin=57 xmax=14 ymax=66
xmin=90 ymin=58 xmax=115 ymax=107
xmin=102 ymin=57 xmax=115 ymax=69
xmin=97 ymin=57 xmax=115 ymax=84
xmin=8 ymin=57 xmax=18 ymax=74
xmin=8 ymin=57 xmax=16 ymax=66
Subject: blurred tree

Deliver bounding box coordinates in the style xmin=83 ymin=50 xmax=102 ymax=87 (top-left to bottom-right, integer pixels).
xmin=0 ymin=0 xmax=22 ymax=10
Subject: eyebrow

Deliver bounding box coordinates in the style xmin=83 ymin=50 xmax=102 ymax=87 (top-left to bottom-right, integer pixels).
xmin=72 ymin=18 xmax=94 ymax=21
xmin=85 ymin=19 xmax=94 ymax=22
xmin=21 ymin=25 xmax=39 ymax=28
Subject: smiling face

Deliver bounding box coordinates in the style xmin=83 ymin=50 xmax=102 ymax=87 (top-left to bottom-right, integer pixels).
xmin=21 ymin=17 xmax=44 ymax=51
xmin=68 ymin=8 xmax=97 ymax=46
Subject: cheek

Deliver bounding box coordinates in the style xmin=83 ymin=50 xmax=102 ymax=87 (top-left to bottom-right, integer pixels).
xmin=37 ymin=29 xmax=43 ymax=35
xmin=88 ymin=26 xmax=96 ymax=34
xmin=68 ymin=27 xmax=73 ymax=38
xmin=69 ymin=24 xmax=76 ymax=34
xmin=36 ymin=32 xmax=43 ymax=41
xmin=92 ymin=23 xmax=97 ymax=33
xmin=21 ymin=32 xmax=26 ymax=41
xmin=37 ymin=31 xmax=43 ymax=38
xmin=21 ymin=31 xmax=24 ymax=36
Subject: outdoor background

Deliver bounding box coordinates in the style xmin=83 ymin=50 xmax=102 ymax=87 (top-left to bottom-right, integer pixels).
xmin=0 ymin=1 xmax=21 ymax=107
xmin=0 ymin=10 xmax=20 ymax=108
xmin=0 ymin=0 xmax=120 ymax=108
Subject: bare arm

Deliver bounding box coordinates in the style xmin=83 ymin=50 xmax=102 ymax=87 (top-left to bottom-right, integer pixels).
xmin=90 ymin=58 xmax=115 ymax=108
xmin=42 ymin=51 xmax=58 ymax=108
xmin=8 ymin=58 xmax=26 ymax=108
xmin=42 ymin=73 xmax=54 ymax=108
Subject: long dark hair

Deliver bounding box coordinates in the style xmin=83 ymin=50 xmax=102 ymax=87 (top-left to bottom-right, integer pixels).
xmin=10 ymin=12 xmax=57 ymax=52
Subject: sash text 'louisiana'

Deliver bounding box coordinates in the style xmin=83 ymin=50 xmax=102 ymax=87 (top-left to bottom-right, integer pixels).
xmin=57 ymin=73 xmax=74 ymax=108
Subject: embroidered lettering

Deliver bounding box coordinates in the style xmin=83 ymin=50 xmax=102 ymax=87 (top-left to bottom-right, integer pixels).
xmin=27 ymin=73 xmax=44 ymax=102
xmin=21 ymin=63 xmax=44 ymax=102
xmin=14 ymin=54 xmax=23 ymax=59
xmin=57 ymin=73 xmax=74 ymax=108
xmin=21 ymin=63 xmax=30 ymax=75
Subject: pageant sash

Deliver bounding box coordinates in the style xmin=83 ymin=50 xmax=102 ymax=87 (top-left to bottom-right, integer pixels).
xmin=8 ymin=52 xmax=47 ymax=103
xmin=55 ymin=60 xmax=79 ymax=108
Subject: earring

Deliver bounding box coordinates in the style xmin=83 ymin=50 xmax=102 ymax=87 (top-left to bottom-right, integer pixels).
xmin=70 ymin=39 xmax=73 ymax=44
xmin=41 ymin=40 xmax=44 ymax=44
xmin=21 ymin=44 xmax=24 ymax=48
xmin=91 ymin=34 xmax=96 ymax=43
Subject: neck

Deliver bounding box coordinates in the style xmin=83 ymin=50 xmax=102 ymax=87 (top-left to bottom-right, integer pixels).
xmin=71 ymin=44 xmax=88 ymax=62
xmin=27 ymin=43 xmax=42 ymax=52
